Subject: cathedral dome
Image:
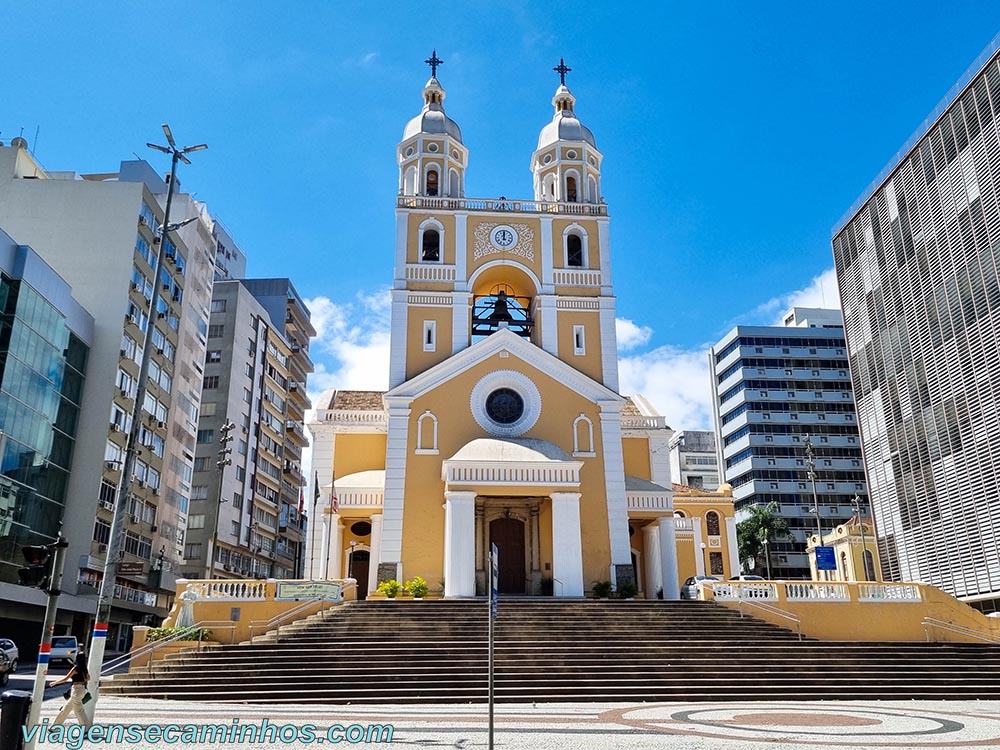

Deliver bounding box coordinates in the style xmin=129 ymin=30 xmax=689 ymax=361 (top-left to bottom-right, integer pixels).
xmin=403 ymin=76 xmax=463 ymax=143
xmin=536 ymin=84 xmax=596 ymax=149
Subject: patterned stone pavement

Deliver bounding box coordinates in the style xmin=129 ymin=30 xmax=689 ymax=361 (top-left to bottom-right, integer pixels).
xmin=31 ymin=697 xmax=1000 ymax=749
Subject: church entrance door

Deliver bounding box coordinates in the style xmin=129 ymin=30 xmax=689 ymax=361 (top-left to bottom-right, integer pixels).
xmin=349 ymin=550 xmax=370 ymax=600
xmin=489 ymin=518 xmax=526 ymax=594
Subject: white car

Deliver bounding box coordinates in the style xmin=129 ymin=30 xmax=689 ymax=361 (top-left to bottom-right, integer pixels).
xmin=680 ymin=575 xmax=719 ymax=600
xmin=48 ymin=636 xmax=78 ymax=665
xmin=0 ymin=638 xmax=18 ymax=672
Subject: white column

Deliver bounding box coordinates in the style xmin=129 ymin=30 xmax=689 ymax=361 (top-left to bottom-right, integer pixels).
xmin=598 ymin=403 xmax=632 ymax=566
xmin=597 ymin=218 xmax=612 ymax=294
xmin=318 ymin=499 xmax=330 ymax=579
xmin=388 ymin=290 xmax=409 ymax=388
xmin=550 ymin=492 xmax=584 ymax=597
xmin=642 ymin=524 xmax=662 ymax=600
xmin=598 ymin=296 xmax=619 ymax=392
xmin=367 ymin=513 xmax=383 ymax=594
xmin=444 ymin=491 xmax=476 ymax=597
xmin=539 ymin=295 xmax=558 ymax=356
xmin=452 ymin=292 xmax=471 ymax=354
xmin=725 ymin=516 xmax=740 ymax=575
xmin=658 ymin=518 xmax=680 ymax=600
xmin=648 ymin=431 xmax=672 ymax=488
xmin=454 ymin=212 xmax=468 ymax=288
xmin=329 ymin=518 xmax=344 ymax=580
xmin=393 ymin=212 xmax=408 ymax=289
xmin=540 ymin=216 xmax=555 ymax=294
xmin=380 ymin=399 xmax=411 ymax=570
xmin=693 ymin=519 xmax=705 ymax=576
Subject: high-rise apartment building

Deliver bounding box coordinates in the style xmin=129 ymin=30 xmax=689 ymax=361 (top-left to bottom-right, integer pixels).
xmin=184 ymin=279 xmax=312 ymax=580
xmin=668 ymin=430 xmax=721 ymax=491
xmin=0 ymin=229 xmax=94 ymax=646
xmin=832 ymin=36 xmax=1000 ymax=609
xmin=0 ymin=142 xmax=214 ymax=649
xmin=710 ymin=308 xmax=869 ymax=579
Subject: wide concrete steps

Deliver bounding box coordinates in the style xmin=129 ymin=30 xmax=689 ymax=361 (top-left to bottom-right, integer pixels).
xmin=104 ymin=599 xmax=1000 ymax=702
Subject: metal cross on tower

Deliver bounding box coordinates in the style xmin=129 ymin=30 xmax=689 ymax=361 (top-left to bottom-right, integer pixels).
xmin=553 ymin=57 xmax=572 ymax=85
xmin=425 ymin=50 xmax=444 ymax=77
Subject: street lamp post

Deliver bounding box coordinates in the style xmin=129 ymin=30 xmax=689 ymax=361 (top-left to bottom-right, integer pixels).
xmin=208 ymin=421 xmax=235 ymax=580
xmin=852 ymin=494 xmax=874 ymax=581
xmin=803 ymin=435 xmax=825 ymax=581
xmin=762 ymin=537 xmax=772 ymax=580
xmin=699 ymin=542 xmax=708 ymax=576
xmin=85 ymin=125 xmax=206 ymax=718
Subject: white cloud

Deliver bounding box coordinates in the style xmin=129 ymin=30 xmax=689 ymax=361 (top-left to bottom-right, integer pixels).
xmin=618 ymin=344 xmax=714 ymax=431
xmin=616 ymin=317 xmax=653 ymax=351
xmin=754 ymin=267 xmax=841 ymax=324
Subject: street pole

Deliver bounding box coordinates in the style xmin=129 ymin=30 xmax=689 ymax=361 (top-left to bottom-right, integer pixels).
xmin=25 ymin=535 xmax=68 ymax=750
xmin=85 ymin=125 xmax=206 ymax=720
xmin=208 ymin=421 xmax=234 ymax=580
xmin=804 ymin=435 xmax=825 ymax=581
xmin=762 ymin=538 xmax=771 ymax=580
xmin=852 ymin=494 xmax=872 ymax=581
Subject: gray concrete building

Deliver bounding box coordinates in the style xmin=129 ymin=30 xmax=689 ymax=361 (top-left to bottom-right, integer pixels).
xmin=0 ymin=142 xmax=214 ymax=650
xmin=710 ymin=308 xmax=869 ymax=579
xmin=832 ymin=35 xmax=1000 ymax=610
xmin=184 ymin=279 xmax=312 ymax=580
xmin=668 ymin=430 xmax=720 ymax=491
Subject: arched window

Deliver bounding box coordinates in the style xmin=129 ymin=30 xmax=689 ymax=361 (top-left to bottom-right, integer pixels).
xmin=426 ymin=169 xmax=439 ymax=196
xmin=862 ymin=549 xmax=875 ymax=581
xmin=705 ymin=511 xmax=721 ymax=536
xmin=840 ymin=551 xmax=849 ymax=582
xmin=416 ymin=411 xmax=438 ymax=454
xmin=403 ymin=166 xmax=418 ymax=196
xmin=449 ymin=169 xmax=461 ymax=198
xmin=542 ymin=173 xmax=557 ymax=201
xmin=565 ymin=174 xmax=578 ymax=202
xmin=422 ymin=230 xmax=440 ymax=262
xmin=587 ymin=175 xmax=598 ymax=203
xmin=573 ymin=414 xmax=594 ymax=456
xmin=567 ymin=234 xmax=583 ymax=267
xmin=673 ymin=510 xmax=686 ymax=518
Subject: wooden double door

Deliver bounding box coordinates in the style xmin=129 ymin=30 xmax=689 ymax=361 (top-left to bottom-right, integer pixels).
xmin=489 ymin=517 xmax=526 ymax=594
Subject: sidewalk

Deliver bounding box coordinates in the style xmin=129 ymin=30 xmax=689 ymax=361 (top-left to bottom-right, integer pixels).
xmin=32 ymin=696 xmax=1000 ymax=749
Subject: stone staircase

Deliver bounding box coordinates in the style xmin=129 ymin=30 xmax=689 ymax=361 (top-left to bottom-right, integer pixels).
xmin=104 ymin=599 xmax=1000 ymax=703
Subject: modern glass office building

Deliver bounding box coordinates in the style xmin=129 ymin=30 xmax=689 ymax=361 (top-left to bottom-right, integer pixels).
xmin=832 ymin=34 xmax=1000 ymax=608
xmin=0 ymin=231 xmax=92 ymax=586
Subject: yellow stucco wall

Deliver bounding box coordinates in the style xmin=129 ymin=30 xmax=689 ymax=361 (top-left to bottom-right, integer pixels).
xmin=622 ymin=437 xmax=652 ymax=480
xmin=556 ymin=310 xmax=603 ymax=383
xmin=334 ymin=433 xmax=388 ymax=478
xmin=398 ymin=351 xmax=609 ymax=587
xmin=405 ymin=308 xmax=454 ymax=379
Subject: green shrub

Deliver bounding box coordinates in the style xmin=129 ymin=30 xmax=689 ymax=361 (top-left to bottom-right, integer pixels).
xmin=591 ymin=580 xmax=613 ymax=598
xmin=377 ymin=579 xmax=403 ymax=598
xmin=146 ymin=626 xmax=212 ymax=642
xmin=405 ymin=576 xmax=429 ymax=598
xmin=617 ymin=582 xmax=638 ymax=599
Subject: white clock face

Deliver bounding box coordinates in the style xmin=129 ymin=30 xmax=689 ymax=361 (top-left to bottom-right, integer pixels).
xmin=490 ymin=225 xmax=518 ymax=249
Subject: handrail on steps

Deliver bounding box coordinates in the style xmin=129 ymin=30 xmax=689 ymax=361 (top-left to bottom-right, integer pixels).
xmin=735 ymin=598 xmax=803 ymax=641
xmin=248 ymin=597 xmax=339 ymax=640
xmin=922 ymin=617 xmax=1000 ymax=644
xmin=101 ymin=620 xmax=237 ymax=677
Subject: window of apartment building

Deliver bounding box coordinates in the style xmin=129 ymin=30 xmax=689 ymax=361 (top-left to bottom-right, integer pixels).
xmin=200 ymin=401 xmax=216 ymax=417
xmin=243 ymin=387 xmax=252 ymax=404
xmin=105 ymin=441 xmax=124 ymax=466
xmin=184 ymin=543 xmax=202 ymax=560
xmin=238 ymin=439 xmax=248 ymax=456
xmin=211 ymin=300 xmax=227 ymax=313
xmin=233 ymin=493 xmax=244 ymax=510
xmin=235 ymin=466 xmax=245 ymax=481
xmin=208 ymin=324 xmax=225 ymax=338
xmin=197 ymin=429 xmax=215 ymax=444
xmin=188 ymin=514 xmax=205 ymax=530
xmin=231 ymin=520 xmax=240 ymax=537
xmin=193 ymin=457 xmax=209 ymax=471
xmin=203 ymin=375 xmax=220 ymax=390
xmin=93 ymin=519 xmax=111 ymax=545
xmin=207 ymin=350 xmax=222 ymax=363
xmin=191 ymin=485 xmax=209 ymax=500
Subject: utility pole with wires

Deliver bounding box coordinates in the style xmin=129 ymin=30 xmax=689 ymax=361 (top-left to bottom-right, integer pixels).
xmin=84 ymin=124 xmax=206 ymax=720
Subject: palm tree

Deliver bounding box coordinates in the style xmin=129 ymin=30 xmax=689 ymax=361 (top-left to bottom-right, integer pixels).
xmin=737 ymin=501 xmax=792 ymax=576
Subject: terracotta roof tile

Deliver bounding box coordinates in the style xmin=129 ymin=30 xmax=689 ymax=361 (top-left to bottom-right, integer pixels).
xmin=622 ymin=397 xmax=642 ymax=416
xmin=331 ymin=390 xmax=385 ymax=411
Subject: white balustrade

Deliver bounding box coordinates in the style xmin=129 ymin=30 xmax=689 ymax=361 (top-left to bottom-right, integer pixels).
xmin=785 ymin=582 xmax=851 ymax=602
xmin=621 ymin=415 xmax=668 ymax=429
xmin=397 ymin=195 xmax=608 ymax=216
xmin=673 ymin=517 xmax=694 ymax=531
xmin=858 ymin=583 xmax=922 ymax=602
xmin=190 ymin=580 xmax=268 ymax=601
xmin=626 ymin=493 xmax=672 ymax=511
xmin=552 ymin=268 xmax=602 ymax=286
xmin=329 ymin=410 xmax=388 ymax=427
xmin=337 ymin=490 xmax=384 ymax=508
xmin=405 ymin=264 xmax=457 ymax=282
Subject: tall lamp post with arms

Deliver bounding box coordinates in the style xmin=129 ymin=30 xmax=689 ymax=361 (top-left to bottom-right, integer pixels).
xmin=208 ymin=421 xmax=235 ymax=580
xmin=85 ymin=125 xmax=206 ymax=719
xmin=803 ymin=435 xmax=826 ymax=581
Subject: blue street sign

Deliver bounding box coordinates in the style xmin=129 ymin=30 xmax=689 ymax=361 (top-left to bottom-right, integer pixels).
xmin=490 ymin=543 xmax=499 ymax=619
xmin=814 ymin=545 xmax=837 ymax=571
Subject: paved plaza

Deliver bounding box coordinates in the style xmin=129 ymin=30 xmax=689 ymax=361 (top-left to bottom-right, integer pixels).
xmin=30 ymin=696 xmax=1000 ymax=749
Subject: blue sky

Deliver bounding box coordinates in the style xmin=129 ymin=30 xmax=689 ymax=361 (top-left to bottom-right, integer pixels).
xmin=4 ymin=2 xmax=1000 ymax=429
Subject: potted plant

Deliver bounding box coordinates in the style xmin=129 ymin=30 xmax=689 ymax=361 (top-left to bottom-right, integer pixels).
xmin=376 ymin=579 xmax=402 ymax=599
xmin=592 ymin=580 xmax=612 ymax=599
xmin=540 ymin=577 xmax=554 ymax=596
xmin=617 ymin=582 xmax=638 ymax=600
xmin=405 ymin=576 xmax=429 ymax=599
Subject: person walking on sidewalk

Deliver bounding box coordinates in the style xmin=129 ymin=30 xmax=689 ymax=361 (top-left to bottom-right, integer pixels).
xmin=49 ymin=651 xmax=92 ymax=727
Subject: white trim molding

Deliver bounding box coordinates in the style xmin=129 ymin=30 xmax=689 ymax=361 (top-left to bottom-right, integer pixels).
xmin=573 ymin=413 xmax=596 ymax=457
xmin=444 ymin=490 xmax=477 ymax=597
xmin=551 ymin=492 xmax=585 ymax=596
xmin=416 ymin=410 xmax=439 ymax=454
xmin=469 ymin=369 xmax=542 ymax=437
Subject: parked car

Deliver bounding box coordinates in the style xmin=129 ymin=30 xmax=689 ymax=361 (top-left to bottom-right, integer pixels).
xmin=680 ymin=575 xmax=719 ymax=600
xmin=0 ymin=638 xmax=17 ymax=672
xmin=48 ymin=636 xmax=78 ymax=665
xmin=0 ymin=650 xmax=10 ymax=686
xmin=729 ymin=575 xmax=766 ymax=581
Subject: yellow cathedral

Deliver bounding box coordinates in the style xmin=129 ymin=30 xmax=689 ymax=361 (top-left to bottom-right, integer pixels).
xmin=307 ymin=56 xmax=737 ymax=600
